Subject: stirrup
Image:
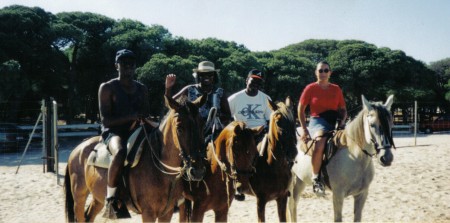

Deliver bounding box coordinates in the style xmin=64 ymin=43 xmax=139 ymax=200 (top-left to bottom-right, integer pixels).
xmin=103 ymin=197 xmax=131 ymax=219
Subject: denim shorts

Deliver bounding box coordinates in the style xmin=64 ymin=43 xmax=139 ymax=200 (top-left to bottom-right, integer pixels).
xmin=308 ymin=117 xmax=334 ymax=137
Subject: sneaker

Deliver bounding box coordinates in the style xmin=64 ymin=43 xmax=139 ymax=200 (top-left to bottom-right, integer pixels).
xmin=234 ymin=193 xmax=246 ymax=201
xmin=103 ymin=197 xmax=131 ymax=219
xmin=312 ymin=177 xmax=325 ymax=195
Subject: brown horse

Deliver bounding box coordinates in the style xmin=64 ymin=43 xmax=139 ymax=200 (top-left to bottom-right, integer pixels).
xmin=64 ymin=95 xmax=207 ymax=222
xmin=180 ymin=121 xmax=263 ymax=222
xmin=243 ymin=97 xmax=297 ymax=222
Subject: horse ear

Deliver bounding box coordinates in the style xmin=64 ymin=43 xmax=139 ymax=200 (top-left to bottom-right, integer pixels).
xmin=192 ymin=94 xmax=207 ymax=108
xmin=251 ymin=125 xmax=265 ymax=136
xmin=384 ymin=95 xmax=394 ymax=110
xmin=285 ymin=96 xmax=293 ymax=110
xmin=267 ymin=99 xmax=278 ymax=111
xmin=361 ymin=95 xmax=373 ymax=111
xmin=165 ymin=95 xmax=181 ymax=110
xmin=234 ymin=123 xmax=243 ymax=135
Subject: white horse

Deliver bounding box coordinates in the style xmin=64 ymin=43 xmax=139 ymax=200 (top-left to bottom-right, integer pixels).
xmin=288 ymin=95 xmax=395 ymax=222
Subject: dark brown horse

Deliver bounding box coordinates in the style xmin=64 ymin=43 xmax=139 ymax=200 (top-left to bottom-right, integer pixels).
xmin=244 ymin=97 xmax=297 ymax=222
xmin=180 ymin=121 xmax=263 ymax=222
xmin=64 ymin=96 xmax=207 ymax=222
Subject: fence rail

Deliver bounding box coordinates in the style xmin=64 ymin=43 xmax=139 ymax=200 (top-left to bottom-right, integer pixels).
xmin=17 ymin=123 xmax=415 ymax=137
xmin=19 ymin=123 xmax=101 ymax=138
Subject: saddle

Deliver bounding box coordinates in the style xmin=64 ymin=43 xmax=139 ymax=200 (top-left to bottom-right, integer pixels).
xmin=87 ymin=125 xmax=158 ymax=169
xmin=299 ymin=130 xmax=347 ymax=189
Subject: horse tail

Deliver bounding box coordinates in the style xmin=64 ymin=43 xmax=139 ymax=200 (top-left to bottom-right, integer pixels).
xmin=64 ymin=166 xmax=76 ymax=222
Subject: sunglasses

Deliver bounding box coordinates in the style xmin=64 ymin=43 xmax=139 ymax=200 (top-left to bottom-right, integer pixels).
xmin=119 ymin=61 xmax=136 ymax=67
xmin=318 ymin=69 xmax=330 ymax=73
xmin=198 ymin=72 xmax=215 ymax=77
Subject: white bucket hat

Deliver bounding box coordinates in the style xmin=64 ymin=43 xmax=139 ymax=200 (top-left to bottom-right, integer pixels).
xmin=192 ymin=61 xmax=220 ymax=73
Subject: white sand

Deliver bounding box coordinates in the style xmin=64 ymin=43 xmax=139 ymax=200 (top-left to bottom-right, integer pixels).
xmin=1 ymin=134 xmax=449 ymax=222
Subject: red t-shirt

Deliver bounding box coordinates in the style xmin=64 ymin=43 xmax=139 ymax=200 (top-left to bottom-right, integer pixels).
xmin=299 ymin=83 xmax=346 ymax=117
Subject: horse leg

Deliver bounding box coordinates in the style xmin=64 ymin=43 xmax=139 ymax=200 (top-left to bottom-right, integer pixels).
xmin=178 ymin=202 xmax=188 ymax=223
xmin=214 ymin=207 xmax=229 ymax=222
xmin=287 ymin=176 xmax=306 ymax=222
xmin=159 ymin=209 xmax=174 ymax=222
xmin=141 ymin=209 xmax=156 ymax=222
xmin=276 ymin=194 xmax=288 ymax=222
xmin=256 ymin=196 xmax=267 ymax=223
xmin=353 ymin=191 xmax=368 ymax=222
xmin=84 ymin=198 xmax=104 ymax=222
xmin=332 ymin=191 xmax=345 ymax=222
xmin=191 ymin=202 xmax=206 ymax=222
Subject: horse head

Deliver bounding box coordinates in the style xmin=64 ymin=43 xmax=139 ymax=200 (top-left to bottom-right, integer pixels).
xmin=223 ymin=121 xmax=263 ymax=194
xmin=267 ymin=96 xmax=298 ymax=163
xmin=165 ymin=95 xmax=207 ymax=181
xmin=361 ymin=94 xmax=395 ymax=166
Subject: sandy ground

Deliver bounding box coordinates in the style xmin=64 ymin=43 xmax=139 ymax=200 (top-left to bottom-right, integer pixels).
xmin=1 ymin=134 xmax=449 ymax=223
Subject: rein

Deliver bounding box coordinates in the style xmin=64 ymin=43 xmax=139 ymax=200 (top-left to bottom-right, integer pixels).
xmin=142 ymin=121 xmax=183 ymax=175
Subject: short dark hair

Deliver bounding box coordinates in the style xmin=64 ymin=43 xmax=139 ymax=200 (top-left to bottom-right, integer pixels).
xmin=316 ymin=61 xmax=331 ymax=70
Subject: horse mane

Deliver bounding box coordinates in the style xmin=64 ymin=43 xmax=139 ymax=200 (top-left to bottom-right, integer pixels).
xmin=345 ymin=100 xmax=394 ymax=152
xmin=345 ymin=110 xmax=367 ymax=150
xmin=267 ymin=101 xmax=295 ymax=150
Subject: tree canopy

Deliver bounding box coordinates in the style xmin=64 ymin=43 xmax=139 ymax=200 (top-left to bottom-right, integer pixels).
xmin=1 ymin=5 xmax=448 ymax=123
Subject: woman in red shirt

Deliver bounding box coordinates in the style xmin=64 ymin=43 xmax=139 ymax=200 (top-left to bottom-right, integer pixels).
xmin=297 ymin=61 xmax=347 ymax=195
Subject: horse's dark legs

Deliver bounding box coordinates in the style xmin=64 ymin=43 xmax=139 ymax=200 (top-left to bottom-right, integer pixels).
xmin=191 ymin=202 xmax=206 ymax=222
xmin=276 ymin=194 xmax=288 ymax=222
xmin=84 ymin=198 xmax=104 ymax=222
xmin=159 ymin=210 xmax=174 ymax=222
xmin=332 ymin=191 xmax=345 ymax=222
xmin=353 ymin=191 xmax=368 ymax=222
xmin=214 ymin=207 xmax=229 ymax=222
xmin=178 ymin=202 xmax=188 ymax=223
xmin=256 ymin=196 xmax=267 ymax=223
xmin=141 ymin=209 xmax=157 ymax=222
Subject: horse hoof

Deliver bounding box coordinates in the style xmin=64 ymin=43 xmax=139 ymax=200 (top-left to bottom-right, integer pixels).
xmin=234 ymin=193 xmax=246 ymax=201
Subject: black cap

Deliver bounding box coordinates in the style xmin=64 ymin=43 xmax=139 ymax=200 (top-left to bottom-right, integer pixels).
xmin=247 ymin=69 xmax=263 ymax=80
xmin=115 ymin=49 xmax=136 ymax=63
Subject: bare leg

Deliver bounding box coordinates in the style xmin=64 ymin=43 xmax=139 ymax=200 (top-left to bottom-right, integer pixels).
xmin=107 ymin=136 xmax=126 ymax=189
xmin=311 ymin=130 xmax=326 ymax=175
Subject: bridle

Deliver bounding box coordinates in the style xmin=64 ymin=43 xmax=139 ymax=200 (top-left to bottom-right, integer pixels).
xmin=362 ymin=106 xmax=396 ymax=157
xmin=210 ymin=126 xmax=256 ymax=180
xmin=142 ymin=107 xmax=205 ymax=180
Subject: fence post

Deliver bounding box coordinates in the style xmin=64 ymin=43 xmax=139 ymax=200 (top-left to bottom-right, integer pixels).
xmin=414 ymin=101 xmax=417 ymax=146
xmin=52 ymin=100 xmax=59 ymax=184
xmin=41 ymin=99 xmax=46 ymax=173
xmin=44 ymin=98 xmax=54 ymax=172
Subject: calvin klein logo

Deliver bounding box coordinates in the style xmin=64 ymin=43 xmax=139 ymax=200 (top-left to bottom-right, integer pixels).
xmin=238 ymin=104 xmax=263 ymax=119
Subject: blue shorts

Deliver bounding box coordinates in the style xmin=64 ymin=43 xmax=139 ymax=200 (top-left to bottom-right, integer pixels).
xmin=308 ymin=117 xmax=335 ymax=137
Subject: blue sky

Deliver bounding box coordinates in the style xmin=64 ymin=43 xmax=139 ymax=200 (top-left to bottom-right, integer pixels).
xmin=2 ymin=0 xmax=449 ymax=64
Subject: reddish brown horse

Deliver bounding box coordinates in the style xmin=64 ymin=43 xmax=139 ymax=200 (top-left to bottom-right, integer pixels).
xmin=244 ymin=97 xmax=297 ymax=222
xmin=180 ymin=121 xmax=263 ymax=222
xmin=64 ymin=96 xmax=207 ymax=222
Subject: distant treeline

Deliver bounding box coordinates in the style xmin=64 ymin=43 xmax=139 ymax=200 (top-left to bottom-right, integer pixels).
xmin=1 ymin=5 xmax=449 ymax=123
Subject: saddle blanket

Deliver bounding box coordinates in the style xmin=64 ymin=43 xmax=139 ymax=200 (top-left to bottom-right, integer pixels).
xmin=86 ymin=126 xmax=145 ymax=169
